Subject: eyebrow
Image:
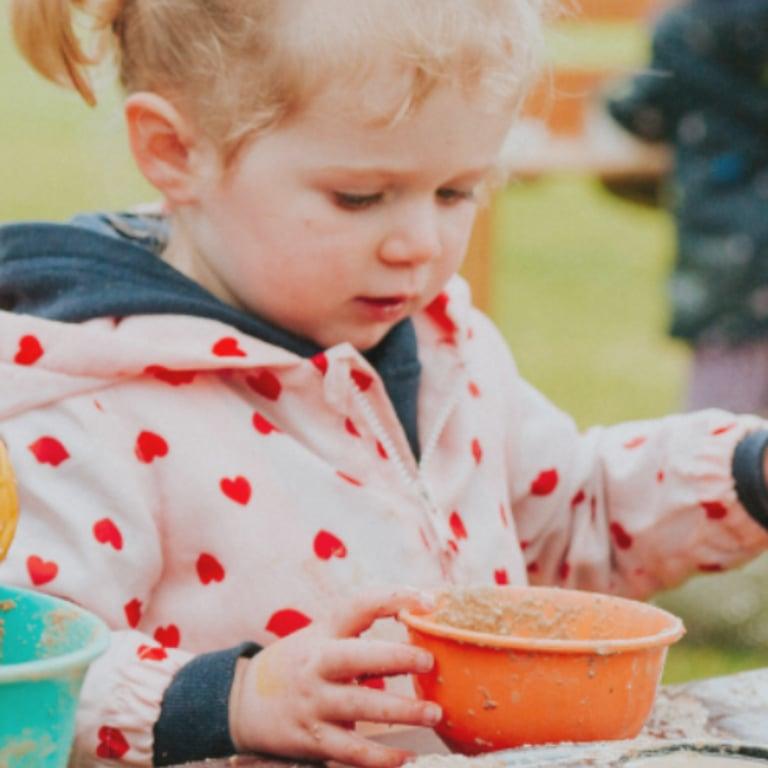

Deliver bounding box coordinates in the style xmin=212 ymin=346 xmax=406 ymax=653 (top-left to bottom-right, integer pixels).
xmin=312 ymin=165 xmax=494 ymax=182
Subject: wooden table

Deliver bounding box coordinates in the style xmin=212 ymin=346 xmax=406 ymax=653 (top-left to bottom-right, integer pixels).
xmin=177 ymin=667 xmax=768 ymax=766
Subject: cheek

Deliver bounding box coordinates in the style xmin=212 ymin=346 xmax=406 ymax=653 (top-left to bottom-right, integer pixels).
xmin=445 ymin=209 xmax=478 ymax=262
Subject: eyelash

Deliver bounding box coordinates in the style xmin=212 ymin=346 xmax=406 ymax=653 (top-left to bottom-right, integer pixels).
xmin=333 ymin=188 xmax=476 ymax=211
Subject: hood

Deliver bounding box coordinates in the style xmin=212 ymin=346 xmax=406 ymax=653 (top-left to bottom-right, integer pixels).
xmin=0 ymin=217 xmax=472 ymax=420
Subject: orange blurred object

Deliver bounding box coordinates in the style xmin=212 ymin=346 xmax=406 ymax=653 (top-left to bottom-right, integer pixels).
xmin=400 ymin=586 xmax=685 ymax=755
xmin=569 ymin=0 xmax=665 ymax=21
xmin=522 ymin=69 xmax=613 ymax=137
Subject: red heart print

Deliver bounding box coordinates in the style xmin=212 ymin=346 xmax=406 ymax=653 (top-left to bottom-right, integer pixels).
xmin=212 ymin=337 xmax=246 ymax=357
xmin=220 ymin=476 xmax=251 ymax=505
xmin=494 ymin=568 xmax=509 ymax=585
xmin=311 ymin=353 xmax=328 ymax=375
xmin=471 ymin=438 xmax=483 ymax=465
xmin=144 ymin=365 xmax=197 ymax=386
xmin=657 ymin=470 xmax=665 ymax=483
xmin=711 ymin=423 xmax=735 ymax=436
xmin=531 ymin=468 xmax=558 ymax=496
xmin=468 ymin=381 xmax=481 ymax=398
xmin=350 ymin=369 xmax=373 ymax=391
xmin=28 ymin=436 xmax=70 ymax=467
xmin=154 ymin=624 xmax=181 ymax=648
xmin=27 ymin=555 xmax=58 ymax=586
xmin=571 ymin=489 xmax=586 ymax=508
xmin=698 ymin=563 xmax=724 ymax=573
xmin=527 ymin=561 xmax=540 ymax=574
xmin=246 ymin=370 xmax=282 ymax=401
xmin=96 ymin=726 xmax=130 ymax=759
xmin=266 ymin=608 xmax=312 ymax=638
xmin=197 ymin=553 xmax=226 ymax=584
xmin=137 ymin=644 xmax=168 ymax=661
xmin=376 ymin=441 xmax=389 ymax=460
xmin=360 ymin=677 xmax=386 ymax=690
xmin=135 ymin=430 xmax=169 ymax=463
xmin=424 ymin=292 xmax=458 ymax=342
xmin=449 ymin=511 xmax=468 ymax=540
xmin=702 ymin=500 xmax=727 ymax=519
xmin=313 ymin=530 xmax=348 ymax=560
xmin=93 ymin=518 xmax=123 ymax=550
xmin=336 ymin=471 xmax=363 ymax=487
xmin=623 ymin=436 xmax=647 ymax=450
xmin=610 ymin=522 xmax=634 ymax=550
xmin=14 ymin=335 xmax=44 ymax=365
xmin=124 ymin=598 xmax=142 ymax=628
xmin=345 ymin=418 xmax=361 ymax=437
xmin=559 ymin=561 xmax=571 ymax=581
xmin=252 ymin=412 xmax=279 ymax=435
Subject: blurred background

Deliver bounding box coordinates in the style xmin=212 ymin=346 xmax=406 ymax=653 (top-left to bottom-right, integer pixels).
xmin=2 ymin=3 xmax=768 ymax=683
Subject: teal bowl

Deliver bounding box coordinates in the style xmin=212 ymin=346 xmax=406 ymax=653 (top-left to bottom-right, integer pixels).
xmin=0 ymin=584 xmax=109 ymax=767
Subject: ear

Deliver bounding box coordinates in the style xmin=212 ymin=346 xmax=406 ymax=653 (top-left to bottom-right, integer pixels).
xmin=124 ymin=93 xmax=213 ymax=206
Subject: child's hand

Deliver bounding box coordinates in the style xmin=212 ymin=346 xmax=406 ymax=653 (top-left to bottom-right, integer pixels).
xmin=229 ymin=588 xmax=442 ymax=767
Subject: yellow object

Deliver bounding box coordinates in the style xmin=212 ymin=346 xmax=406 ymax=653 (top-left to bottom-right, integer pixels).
xmin=0 ymin=440 xmax=19 ymax=562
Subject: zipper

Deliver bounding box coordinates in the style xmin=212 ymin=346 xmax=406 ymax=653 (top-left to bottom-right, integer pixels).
xmin=351 ymin=381 xmax=463 ymax=578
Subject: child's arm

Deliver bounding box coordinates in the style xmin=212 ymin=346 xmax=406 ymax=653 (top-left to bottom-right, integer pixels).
xmin=464 ymin=312 xmax=768 ymax=597
xmin=505 ymin=373 xmax=768 ymax=598
xmin=604 ymin=7 xmax=690 ymax=144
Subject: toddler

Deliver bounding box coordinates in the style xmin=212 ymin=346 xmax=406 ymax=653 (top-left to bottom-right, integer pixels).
xmin=2 ymin=1 xmax=768 ymax=766
xmin=606 ymin=0 xmax=768 ymax=413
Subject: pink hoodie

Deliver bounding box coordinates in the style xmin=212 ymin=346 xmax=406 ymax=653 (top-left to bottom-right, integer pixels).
xmin=1 ymin=276 xmax=767 ymax=765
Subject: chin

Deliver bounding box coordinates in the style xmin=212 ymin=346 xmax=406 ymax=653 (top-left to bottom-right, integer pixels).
xmin=324 ymin=327 xmax=390 ymax=353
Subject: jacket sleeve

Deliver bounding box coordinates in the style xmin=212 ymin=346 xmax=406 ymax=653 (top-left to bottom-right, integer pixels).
xmin=505 ymin=371 xmax=768 ymax=599
xmin=607 ymin=4 xmax=768 ymax=142
xmin=605 ymin=8 xmax=692 ymax=143
xmin=0 ymin=397 xmax=190 ymax=766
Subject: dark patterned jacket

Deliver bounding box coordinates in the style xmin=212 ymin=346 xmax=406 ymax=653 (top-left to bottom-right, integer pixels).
xmin=607 ymin=0 xmax=768 ymax=343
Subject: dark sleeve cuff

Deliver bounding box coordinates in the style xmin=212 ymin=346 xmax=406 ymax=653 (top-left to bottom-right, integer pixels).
xmin=732 ymin=430 xmax=768 ymax=531
xmin=153 ymin=641 xmax=261 ymax=766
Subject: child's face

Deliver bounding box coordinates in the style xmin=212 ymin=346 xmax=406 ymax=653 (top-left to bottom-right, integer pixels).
xmin=184 ymin=81 xmax=515 ymax=350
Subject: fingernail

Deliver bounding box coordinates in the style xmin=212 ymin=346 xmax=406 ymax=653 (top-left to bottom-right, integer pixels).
xmin=416 ymin=652 xmax=434 ymax=672
xmin=417 ymin=591 xmax=436 ymax=610
xmin=424 ymin=703 xmax=443 ymax=724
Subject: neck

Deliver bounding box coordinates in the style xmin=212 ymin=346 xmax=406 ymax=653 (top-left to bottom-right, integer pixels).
xmin=161 ymin=217 xmax=245 ymax=312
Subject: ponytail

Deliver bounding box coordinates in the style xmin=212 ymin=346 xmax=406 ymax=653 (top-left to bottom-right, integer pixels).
xmin=9 ymin=0 xmax=123 ymax=106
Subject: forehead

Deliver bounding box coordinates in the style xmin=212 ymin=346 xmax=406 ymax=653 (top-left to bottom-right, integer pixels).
xmin=259 ymin=78 xmax=517 ymax=178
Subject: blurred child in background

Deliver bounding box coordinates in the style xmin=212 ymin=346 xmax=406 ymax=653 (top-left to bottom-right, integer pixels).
xmin=607 ymin=0 xmax=768 ymax=414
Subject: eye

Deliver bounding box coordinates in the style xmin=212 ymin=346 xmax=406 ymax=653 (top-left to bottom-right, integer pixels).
xmin=436 ymin=187 xmax=476 ymax=204
xmin=333 ymin=192 xmax=384 ymax=210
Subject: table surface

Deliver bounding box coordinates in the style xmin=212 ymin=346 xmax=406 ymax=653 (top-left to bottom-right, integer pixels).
xmin=177 ymin=667 xmax=768 ymax=767
xmin=504 ymin=112 xmax=671 ymax=181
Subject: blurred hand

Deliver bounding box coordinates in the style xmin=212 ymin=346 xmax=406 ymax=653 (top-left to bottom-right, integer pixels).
xmin=229 ymin=588 xmax=442 ymax=767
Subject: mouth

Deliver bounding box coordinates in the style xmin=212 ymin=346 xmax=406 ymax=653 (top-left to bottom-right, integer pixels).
xmin=357 ymin=295 xmax=410 ymax=307
xmin=355 ymin=295 xmax=413 ymax=321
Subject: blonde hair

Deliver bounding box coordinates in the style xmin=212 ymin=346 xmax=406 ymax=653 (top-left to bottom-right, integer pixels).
xmin=10 ymin=0 xmax=554 ymax=157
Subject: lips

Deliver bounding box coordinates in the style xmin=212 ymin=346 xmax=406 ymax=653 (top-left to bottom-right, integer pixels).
xmin=355 ymin=295 xmax=411 ymax=322
xmin=357 ymin=295 xmax=408 ymax=306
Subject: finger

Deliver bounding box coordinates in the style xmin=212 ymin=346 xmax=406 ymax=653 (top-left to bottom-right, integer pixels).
xmin=321 ymin=685 xmax=443 ymax=728
xmin=319 ymin=638 xmax=433 ymax=680
xmin=310 ymin=722 xmax=413 ymax=768
xmin=333 ymin=587 xmax=436 ymax=638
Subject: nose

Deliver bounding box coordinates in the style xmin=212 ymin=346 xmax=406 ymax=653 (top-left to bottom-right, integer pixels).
xmin=378 ymin=203 xmax=442 ymax=266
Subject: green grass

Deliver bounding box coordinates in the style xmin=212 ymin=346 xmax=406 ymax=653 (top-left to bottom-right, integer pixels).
xmin=3 ymin=12 xmax=768 ymax=683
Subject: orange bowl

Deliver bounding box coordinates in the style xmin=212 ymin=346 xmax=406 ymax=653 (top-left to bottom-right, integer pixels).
xmin=399 ymin=586 xmax=684 ymax=755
